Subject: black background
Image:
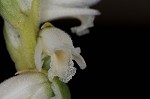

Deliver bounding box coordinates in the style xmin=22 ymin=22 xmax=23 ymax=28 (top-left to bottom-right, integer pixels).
xmin=0 ymin=0 xmax=149 ymax=98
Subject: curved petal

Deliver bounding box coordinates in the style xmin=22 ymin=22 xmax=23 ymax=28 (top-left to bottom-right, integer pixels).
xmin=49 ymin=0 xmax=101 ymax=7
xmin=40 ymin=7 xmax=100 ymax=23
xmin=73 ymin=47 xmax=81 ymax=54
xmin=40 ymin=7 xmax=100 ymax=35
xmin=34 ymin=38 xmax=44 ymax=71
xmin=72 ymin=48 xmax=86 ymax=69
xmin=71 ymin=15 xmax=95 ymax=35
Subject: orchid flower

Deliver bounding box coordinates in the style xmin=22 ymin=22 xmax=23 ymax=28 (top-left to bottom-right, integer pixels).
xmin=40 ymin=0 xmax=100 ymax=36
xmin=0 ymin=72 xmax=71 ymax=99
xmin=35 ymin=25 xmax=86 ymax=83
xmin=0 ymin=73 xmax=52 ymax=99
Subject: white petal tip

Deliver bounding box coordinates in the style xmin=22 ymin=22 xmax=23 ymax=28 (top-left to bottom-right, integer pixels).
xmin=70 ymin=14 xmax=99 ymax=36
xmin=77 ymin=59 xmax=87 ymax=70
xmin=80 ymin=65 xmax=87 ymax=70
xmin=72 ymin=48 xmax=87 ymax=69
xmin=71 ymin=28 xmax=90 ymax=36
xmin=59 ymin=67 xmax=76 ymax=83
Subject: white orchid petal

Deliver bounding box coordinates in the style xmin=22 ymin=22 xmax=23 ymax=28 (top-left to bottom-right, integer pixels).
xmin=71 ymin=15 xmax=95 ymax=35
xmin=72 ymin=28 xmax=90 ymax=36
xmin=34 ymin=38 xmax=43 ymax=71
xmin=49 ymin=0 xmax=100 ymax=7
xmin=40 ymin=0 xmax=100 ymax=36
xmin=40 ymin=0 xmax=100 ymax=35
xmin=0 ymin=73 xmax=52 ymax=99
xmin=40 ymin=7 xmax=100 ymax=35
xmin=73 ymin=54 xmax=86 ymax=69
xmin=72 ymin=48 xmax=86 ymax=69
xmin=40 ymin=7 xmax=100 ymax=23
xmin=74 ymin=47 xmax=81 ymax=54
xmin=40 ymin=27 xmax=73 ymax=50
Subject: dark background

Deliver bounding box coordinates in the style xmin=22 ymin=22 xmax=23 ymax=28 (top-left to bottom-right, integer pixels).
xmin=0 ymin=0 xmax=149 ymax=98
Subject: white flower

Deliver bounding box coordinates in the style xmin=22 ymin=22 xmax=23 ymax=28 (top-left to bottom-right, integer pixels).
xmin=40 ymin=0 xmax=100 ymax=36
xmin=34 ymin=26 xmax=86 ymax=83
xmin=0 ymin=73 xmax=53 ymax=99
xmin=0 ymin=73 xmax=71 ymax=99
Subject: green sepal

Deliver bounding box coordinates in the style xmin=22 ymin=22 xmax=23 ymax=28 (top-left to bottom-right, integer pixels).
xmin=52 ymin=77 xmax=71 ymax=99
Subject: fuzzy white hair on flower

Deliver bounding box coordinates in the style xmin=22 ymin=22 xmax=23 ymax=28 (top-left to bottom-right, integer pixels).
xmin=40 ymin=0 xmax=100 ymax=36
xmin=34 ymin=26 xmax=86 ymax=83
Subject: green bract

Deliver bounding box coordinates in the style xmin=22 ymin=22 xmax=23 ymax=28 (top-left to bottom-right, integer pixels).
xmin=0 ymin=0 xmax=40 ymax=71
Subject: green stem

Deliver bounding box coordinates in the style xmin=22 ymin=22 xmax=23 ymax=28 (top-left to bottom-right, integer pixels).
xmin=1 ymin=0 xmax=40 ymax=71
